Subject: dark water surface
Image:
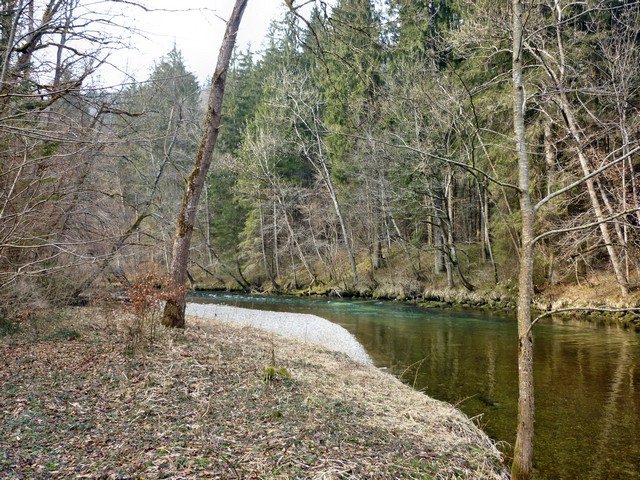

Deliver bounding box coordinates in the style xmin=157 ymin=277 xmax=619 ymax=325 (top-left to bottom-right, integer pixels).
xmin=189 ymin=292 xmax=640 ymax=480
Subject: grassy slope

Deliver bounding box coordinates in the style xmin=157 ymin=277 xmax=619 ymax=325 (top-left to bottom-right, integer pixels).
xmin=0 ymin=307 xmax=506 ymax=479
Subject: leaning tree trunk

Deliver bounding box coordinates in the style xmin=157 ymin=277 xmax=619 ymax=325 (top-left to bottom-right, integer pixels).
xmin=162 ymin=0 xmax=248 ymax=328
xmin=549 ymin=0 xmax=628 ymax=296
xmin=511 ymin=1 xmax=535 ymax=478
xmin=557 ymin=97 xmax=629 ymax=295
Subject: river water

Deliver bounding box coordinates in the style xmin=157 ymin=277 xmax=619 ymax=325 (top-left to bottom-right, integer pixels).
xmin=189 ymin=292 xmax=640 ymax=480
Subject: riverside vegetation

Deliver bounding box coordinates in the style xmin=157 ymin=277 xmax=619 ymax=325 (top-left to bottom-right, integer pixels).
xmin=2 ymin=1 xmax=638 ymax=325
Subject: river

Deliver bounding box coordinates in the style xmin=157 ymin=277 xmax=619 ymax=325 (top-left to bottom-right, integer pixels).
xmin=189 ymin=291 xmax=640 ymax=480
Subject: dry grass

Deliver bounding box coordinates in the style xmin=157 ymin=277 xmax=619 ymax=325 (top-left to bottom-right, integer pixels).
xmin=0 ymin=306 xmax=506 ymax=479
xmin=540 ymin=272 xmax=640 ymax=310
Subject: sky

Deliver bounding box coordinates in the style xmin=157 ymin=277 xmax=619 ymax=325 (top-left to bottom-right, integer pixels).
xmin=97 ymin=0 xmax=291 ymax=86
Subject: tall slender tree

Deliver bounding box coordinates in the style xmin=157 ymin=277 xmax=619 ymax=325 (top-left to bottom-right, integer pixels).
xmin=162 ymin=0 xmax=249 ymax=328
xmin=510 ymin=1 xmax=535 ymax=477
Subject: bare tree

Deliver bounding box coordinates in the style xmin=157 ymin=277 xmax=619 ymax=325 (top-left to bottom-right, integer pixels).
xmin=0 ymin=0 xmax=143 ymax=312
xmin=282 ymin=71 xmax=359 ymax=284
xmin=523 ymin=1 xmax=629 ymax=295
xmin=510 ymin=1 xmax=640 ymax=477
xmin=243 ymin=126 xmax=318 ymax=285
xmin=162 ymin=0 xmax=248 ymax=328
xmin=510 ymin=1 xmax=535 ymax=477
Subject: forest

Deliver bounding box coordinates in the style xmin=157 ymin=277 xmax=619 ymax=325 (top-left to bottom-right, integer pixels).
xmin=1 ymin=0 xmax=638 ymax=315
xmin=1 ymin=2 xmax=639 ymax=479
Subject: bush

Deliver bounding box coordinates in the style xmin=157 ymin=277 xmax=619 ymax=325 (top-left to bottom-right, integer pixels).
xmin=123 ymin=271 xmax=186 ymax=353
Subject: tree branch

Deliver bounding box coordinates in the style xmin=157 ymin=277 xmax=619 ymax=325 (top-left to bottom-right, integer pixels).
xmin=526 ymin=306 xmax=640 ymax=338
xmin=533 ymin=207 xmax=640 ymax=244
xmin=534 ymin=144 xmax=640 ymax=212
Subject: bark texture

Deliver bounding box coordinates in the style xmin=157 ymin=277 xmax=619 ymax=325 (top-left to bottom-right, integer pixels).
xmin=162 ymin=0 xmax=249 ymax=328
xmin=511 ymin=1 xmax=535 ymax=478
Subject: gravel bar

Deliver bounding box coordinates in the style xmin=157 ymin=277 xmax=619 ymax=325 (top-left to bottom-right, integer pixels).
xmin=186 ymin=303 xmax=372 ymax=365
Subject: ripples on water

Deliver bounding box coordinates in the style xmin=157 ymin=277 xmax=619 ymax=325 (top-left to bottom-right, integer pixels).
xmin=189 ymin=291 xmax=640 ymax=480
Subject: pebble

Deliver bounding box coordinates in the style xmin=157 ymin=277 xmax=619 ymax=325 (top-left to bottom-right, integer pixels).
xmin=186 ymin=303 xmax=373 ymax=365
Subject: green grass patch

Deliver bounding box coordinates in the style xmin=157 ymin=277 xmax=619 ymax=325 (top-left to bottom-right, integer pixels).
xmin=43 ymin=327 xmax=81 ymax=341
xmin=0 ymin=317 xmax=24 ymax=337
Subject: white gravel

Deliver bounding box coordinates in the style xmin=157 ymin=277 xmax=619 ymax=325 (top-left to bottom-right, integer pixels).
xmin=185 ymin=302 xmax=372 ymax=365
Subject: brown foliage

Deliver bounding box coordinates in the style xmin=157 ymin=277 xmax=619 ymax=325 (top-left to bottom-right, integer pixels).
xmin=123 ymin=271 xmax=186 ymax=352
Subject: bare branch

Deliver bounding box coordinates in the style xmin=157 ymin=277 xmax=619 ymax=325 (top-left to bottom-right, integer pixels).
xmin=534 ymin=145 xmax=640 ymax=212
xmin=526 ymin=306 xmax=640 ymax=337
xmin=533 ymin=207 xmax=640 ymax=244
xmin=351 ymin=133 xmax=521 ymax=191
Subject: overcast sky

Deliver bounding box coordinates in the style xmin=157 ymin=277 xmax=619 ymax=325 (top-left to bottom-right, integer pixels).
xmin=97 ymin=0 xmax=290 ymax=86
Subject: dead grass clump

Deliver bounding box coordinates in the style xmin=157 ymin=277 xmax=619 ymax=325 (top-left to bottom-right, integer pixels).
xmin=541 ymin=273 xmax=640 ymax=310
xmin=0 ymin=306 xmax=507 ymax=479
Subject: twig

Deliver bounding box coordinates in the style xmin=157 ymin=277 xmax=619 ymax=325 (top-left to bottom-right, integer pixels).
xmin=525 ymin=306 xmax=640 ymax=337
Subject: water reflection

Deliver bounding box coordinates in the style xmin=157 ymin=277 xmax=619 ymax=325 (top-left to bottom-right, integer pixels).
xmin=189 ymin=292 xmax=640 ymax=480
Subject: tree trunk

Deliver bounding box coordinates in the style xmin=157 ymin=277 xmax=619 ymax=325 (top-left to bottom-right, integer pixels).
xmin=162 ymin=0 xmax=248 ymax=328
xmin=445 ymin=171 xmax=455 ymax=289
xmin=559 ymin=104 xmax=629 ymax=296
xmin=511 ymin=1 xmax=535 ymax=478
xmin=203 ymin=183 xmax=218 ymax=268
xmin=480 ymin=181 xmax=498 ymax=284
xmin=259 ymin=202 xmax=279 ymax=289
xmin=273 ymin=202 xmax=280 ymax=279
xmin=433 ymin=191 xmax=445 ymax=276
xmin=512 ymin=211 xmax=535 ymax=480
xmin=543 ymin=119 xmax=555 ymax=197
xmin=390 ymin=212 xmax=421 ymax=280
xmin=549 ymin=0 xmax=629 ymax=295
xmin=272 ymin=190 xmax=316 ymax=284
xmin=306 ymin=118 xmax=358 ymax=284
xmin=308 ymin=208 xmax=334 ymax=280
xmin=321 ymin=160 xmax=357 ymax=284
xmin=289 ymin=91 xmax=358 ymax=284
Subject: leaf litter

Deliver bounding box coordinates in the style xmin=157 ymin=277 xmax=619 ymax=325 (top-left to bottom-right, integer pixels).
xmin=0 ymin=306 xmax=507 ymax=479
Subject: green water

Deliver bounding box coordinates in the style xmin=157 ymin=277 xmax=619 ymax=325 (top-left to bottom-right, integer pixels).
xmin=189 ymin=292 xmax=640 ymax=480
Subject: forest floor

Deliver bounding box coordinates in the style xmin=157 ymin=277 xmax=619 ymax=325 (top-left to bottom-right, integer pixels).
xmin=0 ymin=306 xmax=506 ymax=480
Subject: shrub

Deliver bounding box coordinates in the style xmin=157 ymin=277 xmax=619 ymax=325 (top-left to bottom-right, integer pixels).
xmin=123 ymin=271 xmax=186 ymax=353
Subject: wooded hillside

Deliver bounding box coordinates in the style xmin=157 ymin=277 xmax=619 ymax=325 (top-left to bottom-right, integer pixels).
xmin=1 ymin=0 xmax=639 ymax=316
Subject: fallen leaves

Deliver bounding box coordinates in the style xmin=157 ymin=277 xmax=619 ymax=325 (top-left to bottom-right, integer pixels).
xmin=0 ymin=306 xmax=506 ymax=479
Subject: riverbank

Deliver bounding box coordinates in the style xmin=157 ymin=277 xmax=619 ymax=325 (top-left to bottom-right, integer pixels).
xmin=194 ymin=273 xmax=640 ymax=326
xmin=185 ymin=302 xmax=372 ymax=364
xmin=0 ymin=306 xmax=506 ymax=479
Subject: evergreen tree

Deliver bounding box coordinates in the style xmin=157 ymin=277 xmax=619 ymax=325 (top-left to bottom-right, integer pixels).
xmin=219 ymin=49 xmax=262 ymax=155
xmin=208 ymin=15 xmax=308 ymax=283
xmin=312 ymin=0 xmax=383 ymax=183
xmin=386 ymin=0 xmax=460 ymax=67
